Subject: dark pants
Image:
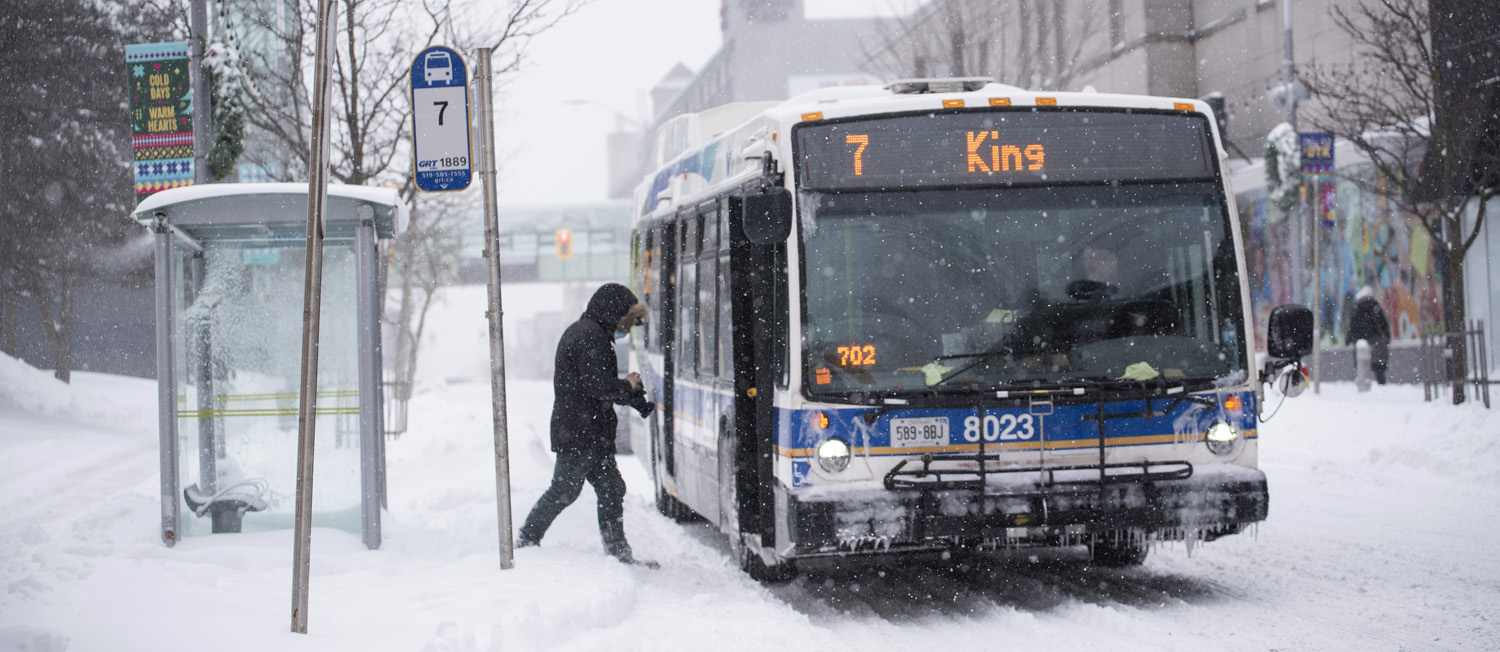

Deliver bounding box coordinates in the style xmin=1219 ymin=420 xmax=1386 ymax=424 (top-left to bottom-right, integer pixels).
xmin=518 ymin=447 xmax=630 ymax=558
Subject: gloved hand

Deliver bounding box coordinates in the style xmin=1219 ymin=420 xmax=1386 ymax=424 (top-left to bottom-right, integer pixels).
xmin=627 ymin=389 xmax=655 ymax=418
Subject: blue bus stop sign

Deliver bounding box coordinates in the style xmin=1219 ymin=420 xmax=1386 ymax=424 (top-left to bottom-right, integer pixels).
xmin=410 ymin=46 xmax=472 ymax=192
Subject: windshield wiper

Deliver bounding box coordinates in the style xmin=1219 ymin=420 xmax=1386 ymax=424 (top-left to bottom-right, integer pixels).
xmin=929 ymin=345 xmax=1012 ymax=388
xmin=1055 ymin=375 xmax=1221 ymax=404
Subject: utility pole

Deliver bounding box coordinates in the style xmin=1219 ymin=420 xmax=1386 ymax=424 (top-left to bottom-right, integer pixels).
xmin=475 ymin=47 xmax=516 ymax=570
xmin=1280 ymin=0 xmax=1298 ymax=131
xmin=1280 ymin=0 xmax=1322 ymax=391
xmin=290 ymin=0 xmax=337 ymax=634
xmin=189 ymin=0 xmax=210 ymax=184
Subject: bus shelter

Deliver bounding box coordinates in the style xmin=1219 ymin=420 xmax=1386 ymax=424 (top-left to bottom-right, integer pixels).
xmin=132 ymin=184 xmax=403 ymax=549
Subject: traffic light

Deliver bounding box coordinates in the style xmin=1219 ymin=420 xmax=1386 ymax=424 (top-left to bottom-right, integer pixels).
xmin=555 ymin=228 xmax=573 ymax=259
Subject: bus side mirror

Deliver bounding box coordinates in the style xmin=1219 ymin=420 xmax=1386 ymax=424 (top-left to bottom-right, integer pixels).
xmin=1267 ymin=304 xmax=1314 ymax=359
xmin=743 ymin=187 xmax=792 ymax=245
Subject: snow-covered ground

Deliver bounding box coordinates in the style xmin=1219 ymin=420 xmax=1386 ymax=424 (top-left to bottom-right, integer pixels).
xmin=3 ymin=284 xmax=1499 ymax=652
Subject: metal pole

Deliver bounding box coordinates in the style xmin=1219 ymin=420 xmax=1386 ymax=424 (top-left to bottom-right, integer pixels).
xmin=291 ymin=0 xmax=337 ymax=634
xmin=154 ymin=217 xmax=181 ymax=547
xmin=477 ymin=47 xmax=516 ymax=570
xmin=1312 ymin=179 xmax=1322 ymax=394
xmin=1280 ymin=0 xmax=1306 ymax=309
xmin=191 ymin=254 xmax=218 ymax=491
xmin=356 ymin=211 xmax=382 ymax=550
xmin=1280 ymin=0 xmax=1297 ymax=131
xmin=189 ymin=0 xmax=211 ymax=184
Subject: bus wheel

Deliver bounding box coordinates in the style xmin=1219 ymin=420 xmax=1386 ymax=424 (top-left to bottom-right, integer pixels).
xmin=1091 ymin=536 xmax=1149 ymax=567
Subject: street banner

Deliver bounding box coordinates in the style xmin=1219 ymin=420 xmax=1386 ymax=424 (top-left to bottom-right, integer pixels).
xmin=410 ymin=46 xmax=472 ymax=192
xmin=127 ymin=42 xmax=195 ymax=200
xmin=1320 ymin=180 xmax=1337 ymax=227
xmin=1300 ymin=131 xmax=1334 ymax=174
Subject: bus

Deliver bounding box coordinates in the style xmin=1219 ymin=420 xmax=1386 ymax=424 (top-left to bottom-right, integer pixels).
xmin=627 ymin=78 xmax=1312 ymax=581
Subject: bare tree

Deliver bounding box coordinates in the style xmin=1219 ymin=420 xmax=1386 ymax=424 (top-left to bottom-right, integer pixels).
xmin=238 ymin=0 xmax=584 ymax=401
xmin=1306 ymin=0 xmax=1499 ymax=403
xmin=0 ymin=0 xmax=172 ymax=380
xmin=866 ymin=0 xmax=1102 ymax=91
xmin=385 ymin=185 xmax=467 ymax=402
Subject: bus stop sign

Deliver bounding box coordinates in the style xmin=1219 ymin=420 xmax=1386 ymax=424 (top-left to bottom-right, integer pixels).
xmin=410 ymin=46 xmax=472 ymax=192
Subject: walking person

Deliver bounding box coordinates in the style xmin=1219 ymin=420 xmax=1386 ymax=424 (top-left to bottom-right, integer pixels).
xmin=1346 ymin=286 xmax=1392 ymax=385
xmin=517 ymin=283 xmax=657 ymax=567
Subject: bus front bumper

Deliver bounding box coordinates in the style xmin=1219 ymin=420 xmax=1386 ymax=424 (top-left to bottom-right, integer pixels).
xmin=779 ymin=462 xmax=1267 ymax=557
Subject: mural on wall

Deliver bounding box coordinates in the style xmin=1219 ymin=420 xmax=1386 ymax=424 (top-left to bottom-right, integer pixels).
xmin=1240 ymin=168 xmax=1444 ymax=350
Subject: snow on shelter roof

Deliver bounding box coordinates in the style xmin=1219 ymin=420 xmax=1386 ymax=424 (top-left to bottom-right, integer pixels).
xmin=131 ymin=182 xmax=404 ymax=242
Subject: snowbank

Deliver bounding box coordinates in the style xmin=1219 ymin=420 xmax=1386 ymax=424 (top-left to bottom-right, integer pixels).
xmin=0 ymin=353 xmax=155 ymax=433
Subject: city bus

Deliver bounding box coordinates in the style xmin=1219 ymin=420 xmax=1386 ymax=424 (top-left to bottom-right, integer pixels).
xmin=627 ymin=78 xmax=1312 ymax=581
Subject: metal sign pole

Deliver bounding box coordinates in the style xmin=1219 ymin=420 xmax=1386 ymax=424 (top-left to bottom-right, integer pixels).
xmin=291 ymin=0 xmax=337 ymax=634
xmin=189 ymin=0 xmax=210 ymax=184
xmin=1312 ymin=178 xmax=1322 ymax=394
xmin=476 ymin=46 xmax=515 ymax=570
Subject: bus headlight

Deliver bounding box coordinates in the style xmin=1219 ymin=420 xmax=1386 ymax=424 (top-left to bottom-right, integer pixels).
xmin=815 ymin=437 xmax=851 ymax=473
xmin=1204 ymin=422 xmax=1239 ymax=456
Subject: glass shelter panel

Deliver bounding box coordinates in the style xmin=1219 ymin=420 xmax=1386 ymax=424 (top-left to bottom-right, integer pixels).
xmin=174 ymin=239 xmax=364 ymax=537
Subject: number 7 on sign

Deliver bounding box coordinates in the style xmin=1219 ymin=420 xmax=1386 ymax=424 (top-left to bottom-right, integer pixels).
xmin=846 ymin=134 xmax=868 ymax=176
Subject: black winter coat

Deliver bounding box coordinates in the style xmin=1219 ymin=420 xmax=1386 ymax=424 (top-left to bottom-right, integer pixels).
xmin=1347 ymin=296 xmax=1391 ymax=346
xmin=550 ymin=283 xmax=652 ymax=454
xmin=1346 ymin=295 xmax=1392 ymax=369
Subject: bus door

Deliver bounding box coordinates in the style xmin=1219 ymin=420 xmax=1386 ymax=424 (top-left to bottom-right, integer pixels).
xmin=674 ymin=210 xmax=706 ymax=506
xmin=727 ymin=194 xmax=780 ymax=547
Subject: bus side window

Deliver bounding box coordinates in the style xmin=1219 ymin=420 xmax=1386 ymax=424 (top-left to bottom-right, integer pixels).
xmin=698 ymin=210 xmax=718 ymax=377
xmin=647 ymin=226 xmax=663 ymax=353
xmin=677 ymin=216 xmax=699 ymax=375
xmin=718 ymin=201 xmax=733 ymax=379
xmin=641 ymin=229 xmax=653 ymax=351
xmin=775 ymin=243 xmax=789 ymax=388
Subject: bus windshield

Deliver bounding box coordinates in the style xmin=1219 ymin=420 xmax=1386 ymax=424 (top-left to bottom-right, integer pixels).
xmin=800 ymin=183 xmax=1246 ymax=399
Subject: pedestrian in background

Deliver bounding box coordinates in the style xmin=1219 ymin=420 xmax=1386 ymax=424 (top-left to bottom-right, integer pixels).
xmin=1347 ymin=286 xmax=1392 ymax=385
xmin=517 ymin=283 xmax=656 ymax=567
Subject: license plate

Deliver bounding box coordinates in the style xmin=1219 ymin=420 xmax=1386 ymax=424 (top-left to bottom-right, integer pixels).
xmin=890 ymin=417 xmax=949 ymax=448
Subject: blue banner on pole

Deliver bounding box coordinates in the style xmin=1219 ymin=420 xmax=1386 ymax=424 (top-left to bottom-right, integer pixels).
xmin=1300 ymin=131 xmax=1335 ymax=174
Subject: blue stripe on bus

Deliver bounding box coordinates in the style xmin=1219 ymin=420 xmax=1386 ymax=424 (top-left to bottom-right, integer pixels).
xmin=644 ymin=365 xmax=1257 ymax=458
xmin=777 ymin=391 xmax=1258 ymax=453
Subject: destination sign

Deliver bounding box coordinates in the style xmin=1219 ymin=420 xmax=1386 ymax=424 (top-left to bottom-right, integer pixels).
xmin=795 ymin=110 xmax=1216 ymax=190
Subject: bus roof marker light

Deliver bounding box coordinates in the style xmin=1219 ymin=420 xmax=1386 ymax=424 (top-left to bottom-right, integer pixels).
xmin=1036 ymin=97 xmax=1058 ymax=106
xmin=942 ymin=99 xmax=965 ymax=108
xmin=989 ymin=98 xmax=1011 ymax=106
xmin=1174 ymin=102 xmax=1195 ymax=111
xmin=801 ymin=112 xmax=824 ymax=122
